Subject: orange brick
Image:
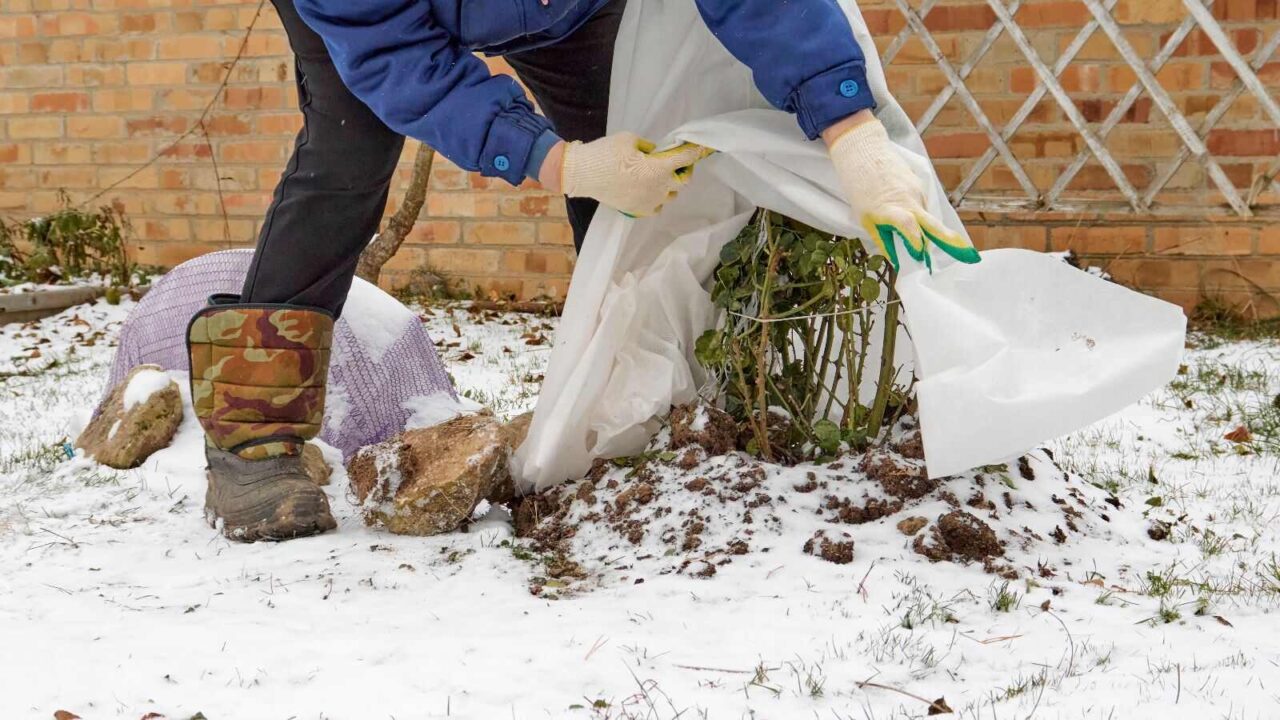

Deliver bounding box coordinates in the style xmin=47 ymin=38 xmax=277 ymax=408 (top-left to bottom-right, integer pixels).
xmin=500 ymin=248 xmax=575 ymax=275
xmin=0 ymin=15 xmax=38 ymax=38
xmin=38 ymin=167 xmax=97 ymax=188
xmin=31 ymin=92 xmax=90 ymax=113
xmin=157 ymin=34 xmax=224 ymax=60
xmin=92 ymin=88 xmax=154 ymax=113
xmin=1107 ymin=258 xmax=1202 ymax=289
xmin=923 ymin=4 xmax=996 ymax=32
xmin=426 ymin=193 xmax=500 ymax=218
xmin=219 ymin=141 xmax=287 ymax=164
xmin=425 ymin=247 xmax=500 ymax=274
xmin=499 ymin=194 xmax=556 ymax=218
xmin=1260 ymin=224 xmax=1280 ymax=255
xmin=33 ymin=142 xmax=92 ymax=165
xmin=1206 ymin=129 xmax=1280 ymax=157
xmin=1017 ymin=0 xmax=1090 ymax=26
xmin=464 ymin=221 xmax=536 ymax=245
xmin=0 ymin=93 xmax=31 ymax=114
xmin=0 ymin=144 xmax=30 ymax=164
xmin=967 ymin=225 xmax=1047 ymax=251
xmin=126 ymin=62 xmax=188 ymax=85
xmin=98 ymin=165 xmax=159 ymax=189
xmin=923 ymin=132 xmax=989 ymax=159
xmin=522 ymin=276 xmax=569 ymax=300
xmin=3 ymin=66 xmax=64 ymax=89
xmin=537 ymin=222 xmax=575 ymax=246
xmin=405 ymin=220 xmax=462 ymax=245
xmin=68 ymin=116 xmax=124 ymax=139
xmin=1154 ymin=225 xmax=1255 ymax=255
xmin=1050 ymin=225 xmax=1148 ymax=255
xmin=93 ymin=142 xmax=153 ymax=164
xmin=8 ymin=116 xmax=64 ymax=139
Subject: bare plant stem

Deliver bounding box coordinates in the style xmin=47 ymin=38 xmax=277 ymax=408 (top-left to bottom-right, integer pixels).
xmin=753 ymin=212 xmax=780 ymax=461
xmin=866 ymin=269 xmax=900 ymax=439
xmin=356 ymin=143 xmax=436 ymax=283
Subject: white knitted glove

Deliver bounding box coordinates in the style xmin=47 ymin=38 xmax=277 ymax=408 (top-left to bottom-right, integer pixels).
xmin=561 ymin=132 xmax=711 ymax=218
xmin=829 ymin=118 xmax=979 ymax=271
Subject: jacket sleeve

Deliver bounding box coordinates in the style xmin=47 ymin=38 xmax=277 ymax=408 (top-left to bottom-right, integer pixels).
xmin=293 ymin=0 xmax=553 ymax=186
xmin=693 ymin=0 xmax=877 ymax=139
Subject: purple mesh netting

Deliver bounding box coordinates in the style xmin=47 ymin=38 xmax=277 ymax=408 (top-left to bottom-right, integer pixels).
xmin=106 ymin=249 xmax=457 ymax=460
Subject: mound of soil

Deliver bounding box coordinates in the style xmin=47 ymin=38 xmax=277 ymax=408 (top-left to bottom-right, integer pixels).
xmin=512 ymin=404 xmax=1120 ymax=594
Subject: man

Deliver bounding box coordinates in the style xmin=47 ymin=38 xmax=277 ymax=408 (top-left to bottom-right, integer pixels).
xmin=189 ymin=0 xmax=972 ymax=542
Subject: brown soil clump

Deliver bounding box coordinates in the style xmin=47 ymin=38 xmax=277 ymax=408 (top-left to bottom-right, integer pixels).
xmin=914 ymin=510 xmax=1003 ymax=563
xmin=861 ymin=450 xmax=936 ymax=499
xmin=803 ymin=530 xmax=855 ymax=564
xmin=670 ymin=404 xmax=737 ymax=456
xmin=897 ymin=516 xmax=928 ymax=536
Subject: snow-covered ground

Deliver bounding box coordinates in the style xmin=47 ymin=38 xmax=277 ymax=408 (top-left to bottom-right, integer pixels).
xmin=2 ymin=298 xmax=1278 ymax=719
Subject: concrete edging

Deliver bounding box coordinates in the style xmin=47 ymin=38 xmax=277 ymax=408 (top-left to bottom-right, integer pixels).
xmin=0 ymin=286 xmax=109 ymax=325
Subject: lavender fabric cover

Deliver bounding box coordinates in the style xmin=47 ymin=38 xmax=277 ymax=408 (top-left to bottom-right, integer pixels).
xmin=106 ymin=249 xmax=457 ymax=459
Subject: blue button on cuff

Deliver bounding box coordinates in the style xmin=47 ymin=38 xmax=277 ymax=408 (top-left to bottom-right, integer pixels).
xmin=839 ymin=79 xmax=860 ymax=98
xmin=493 ymin=155 xmax=510 ymax=172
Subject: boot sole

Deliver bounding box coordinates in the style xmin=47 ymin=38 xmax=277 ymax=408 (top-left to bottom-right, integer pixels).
xmin=206 ymin=477 xmax=337 ymax=543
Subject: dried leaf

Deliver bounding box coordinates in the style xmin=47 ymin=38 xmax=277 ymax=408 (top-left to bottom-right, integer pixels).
xmin=1039 ymin=599 xmax=1052 ymax=611
xmin=1214 ymin=615 xmax=1234 ymax=627
xmin=53 ymin=712 xmax=81 ymax=720
xmin=927 ymin=697 xmax=953 ymax=715
xmin=1224 ymin=426 xmax=1252 ymax=443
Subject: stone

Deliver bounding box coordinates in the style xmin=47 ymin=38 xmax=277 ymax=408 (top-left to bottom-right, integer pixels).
xmin=76 ymin=364 xmax=182 ymax=469
xmin=487 ymin=411 xmax=534 ymax=504
xmin=301 ymin=443 xmax=331 ymax=486
xmin=348 ymin=414 xmax=512 ymax=536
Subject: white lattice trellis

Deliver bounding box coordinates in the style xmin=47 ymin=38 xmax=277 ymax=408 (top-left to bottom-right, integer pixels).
xmin=882 ymin=0 xmax=1280 ymax=217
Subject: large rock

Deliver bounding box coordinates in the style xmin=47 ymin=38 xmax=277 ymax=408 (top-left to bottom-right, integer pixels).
xmin=301 ymin=443 xmax=331 ymax=486
xmin=348 ymin=414 xmax=513 ymax=535
xmin=76 ymin=364 xmax=183 ymax=469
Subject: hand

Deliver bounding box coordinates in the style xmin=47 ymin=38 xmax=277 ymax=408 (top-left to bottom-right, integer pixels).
xmin=547 ymin=132 xmax=711 ymax=218
xmin=825 ymin=114 xmax=979 ymax=272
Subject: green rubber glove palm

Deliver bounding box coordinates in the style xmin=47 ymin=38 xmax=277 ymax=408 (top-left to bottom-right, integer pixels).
xmin=829 ymin=118 xmax=980 ymax=272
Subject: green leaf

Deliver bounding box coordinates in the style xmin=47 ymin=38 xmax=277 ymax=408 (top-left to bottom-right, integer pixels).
xmin=813 ymin=419 xmax=842 ymax=453
xmin=858 ymin=277 xmax=881 ymax=303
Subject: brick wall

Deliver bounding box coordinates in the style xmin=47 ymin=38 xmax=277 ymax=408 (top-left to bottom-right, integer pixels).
xmin=0 ymin=0 xmax=1276 ymax=312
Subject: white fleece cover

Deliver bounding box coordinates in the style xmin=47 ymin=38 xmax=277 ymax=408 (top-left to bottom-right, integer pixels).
xmin=514 ymin=0 xmax=1186 ymax=490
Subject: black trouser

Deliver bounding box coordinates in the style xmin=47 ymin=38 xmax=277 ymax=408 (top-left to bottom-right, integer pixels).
xmin=241 ymin=0 xmax=622 ymax=317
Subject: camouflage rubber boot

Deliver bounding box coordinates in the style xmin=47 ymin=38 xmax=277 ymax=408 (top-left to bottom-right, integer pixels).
xmin=188 ymin=294 xmax=337 ymax=542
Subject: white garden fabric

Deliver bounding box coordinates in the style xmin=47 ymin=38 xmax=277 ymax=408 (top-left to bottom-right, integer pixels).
xmin=513 ymin=0 xmax=1186 ymax=489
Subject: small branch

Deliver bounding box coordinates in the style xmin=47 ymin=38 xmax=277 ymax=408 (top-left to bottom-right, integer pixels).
xmin=866 ymin=268 xmax=900 ymax=438
xmin=199 ymin=119 xmax=231 ymax=244
xmin=356 ymin=142 xmax=436 ymax=283
xmin=82 ymin=0 xmax=267 ymax=208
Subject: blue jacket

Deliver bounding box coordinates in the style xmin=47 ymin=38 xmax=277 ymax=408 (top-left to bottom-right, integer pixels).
xmin=294 ymin=0 xmax=876 ymax=186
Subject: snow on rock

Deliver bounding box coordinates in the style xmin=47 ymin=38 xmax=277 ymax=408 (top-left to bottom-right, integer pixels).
xmin=75 ymin=364 xmax=183 ymax=469
xmin=348 ymin=414 xmax=514 ymax=535
xmin=122 ymin=365 xmax=172 ymax=410
xmin=402 ymin=390 xmax=477 ymax=429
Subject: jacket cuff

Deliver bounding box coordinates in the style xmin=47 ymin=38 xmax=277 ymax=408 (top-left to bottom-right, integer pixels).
xmin=479 ymin=106 xmax=555 ymax=186
xmin=524 ymin=130 xmax=562 ymax=181
xmin=790 ymin=62 xmax=877 ymax=140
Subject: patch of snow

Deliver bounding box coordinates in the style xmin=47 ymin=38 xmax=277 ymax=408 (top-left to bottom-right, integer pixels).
xmin=3 ymin=298 xmax=1279 ymax=719
xmin=343 ymin=279 xmax=417 ymax=363
xmin=122 ymin=367 xmax=171 ymax=410
xmin=107 ymin=419 xmax=121 ymax=440
xmin=323 ymin=384 xmax=350 ymax=435
xmin=403 ymin=390 xmax=483 ymax=429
